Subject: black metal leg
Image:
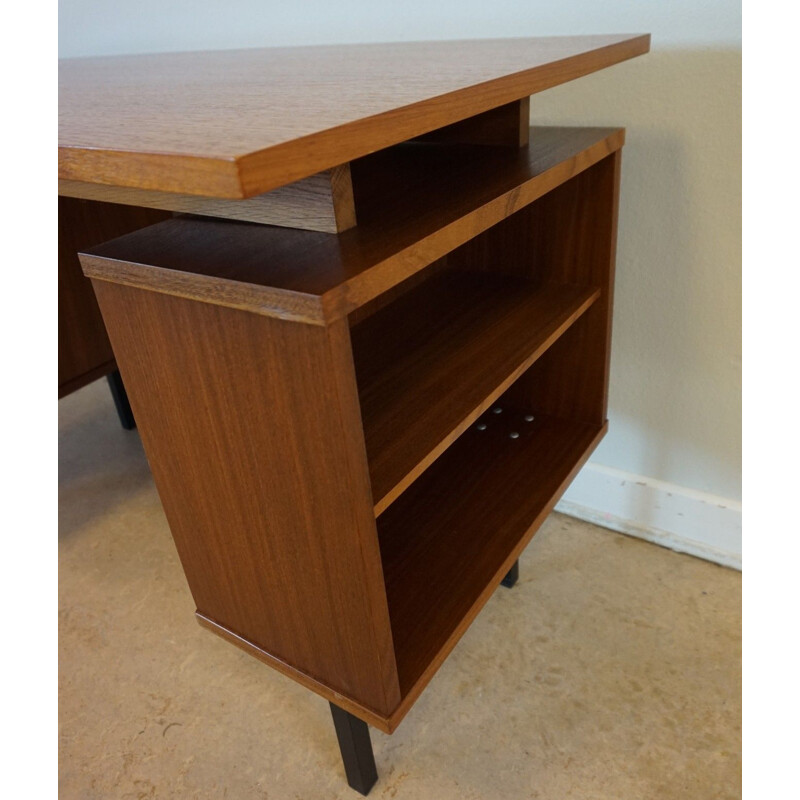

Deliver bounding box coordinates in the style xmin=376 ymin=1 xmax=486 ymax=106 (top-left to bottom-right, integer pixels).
xmin=501 ymin=559 xmax=519 ymax=588
xmin=106 ymin=369 xmax=136 ymax=430
xmin=329 ymin=703 xmax=378 ymax=796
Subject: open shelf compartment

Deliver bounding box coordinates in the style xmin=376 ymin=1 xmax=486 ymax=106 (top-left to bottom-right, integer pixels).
xmin=376 ymin=393 xmax=606 ymax=697
xmin=354 ymin=149 xmax=621 ymax=724
xmin=351 ymin=268 xmax=599 ymax=514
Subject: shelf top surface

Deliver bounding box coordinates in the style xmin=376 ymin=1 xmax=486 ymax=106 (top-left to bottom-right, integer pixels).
xmin=59 ymin=35 xmax=649 ymax=198
xmin=80 ymin=125 xmax=625 ymax=323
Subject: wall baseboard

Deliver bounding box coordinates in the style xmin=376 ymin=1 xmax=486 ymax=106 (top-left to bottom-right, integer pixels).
xmin=555 ymin=462 xmax=742 ymax=570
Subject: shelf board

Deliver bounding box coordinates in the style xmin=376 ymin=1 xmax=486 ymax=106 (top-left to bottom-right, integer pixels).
xmin=80 ymin=127 xmax=623 ymax=324
xmin=377 ymin=407 xmax=606 ymax=706
xmin=351 ymin=270 xmax=599 ymax=514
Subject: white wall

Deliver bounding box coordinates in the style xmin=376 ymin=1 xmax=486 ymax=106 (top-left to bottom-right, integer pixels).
xmin=59 ymin=2 xmax=742 ymax=565
xmin=58 ymin=1 xmax=740 ymax=57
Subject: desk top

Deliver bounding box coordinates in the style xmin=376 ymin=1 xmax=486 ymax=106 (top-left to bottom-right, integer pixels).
xmin=59 ymin=35 xmax=649 ymax=199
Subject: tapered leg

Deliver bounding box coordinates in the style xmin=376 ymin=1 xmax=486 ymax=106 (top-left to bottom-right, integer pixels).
xmin=106 ymin=369 xmax=136 ymax=430
xmin=501 ymin=559 xmax=519 ymax=588
xmin=329 ymin=703 xmax=378 ymax=795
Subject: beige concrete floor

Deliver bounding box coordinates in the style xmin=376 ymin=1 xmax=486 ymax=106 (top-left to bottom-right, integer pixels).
xmin=59 ymin=380 xmax=741 ymax=800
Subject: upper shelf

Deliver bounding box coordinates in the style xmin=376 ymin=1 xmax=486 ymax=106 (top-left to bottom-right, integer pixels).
xmin=352 ymin=270 xmax=600 ymax=514
xmin=80 ymin=126 xmax=625 ymax=324
xmin=59 ymin=36 xmax=649 ymax=198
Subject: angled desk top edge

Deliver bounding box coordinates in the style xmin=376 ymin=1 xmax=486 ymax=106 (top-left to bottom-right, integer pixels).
xmin=59 ymin=35 xmax=650 ymax=198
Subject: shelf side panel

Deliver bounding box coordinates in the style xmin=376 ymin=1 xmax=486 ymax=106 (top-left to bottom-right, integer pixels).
xmin=89 ymin=281 xmax=401 ymax=717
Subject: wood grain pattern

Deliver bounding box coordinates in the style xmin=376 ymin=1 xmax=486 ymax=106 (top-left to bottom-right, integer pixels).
xmin=60 ymin=165 xmax=356 ymax=233
xmin=507 ymin=151 xmax=622 ymax=424
xmin=378 ymin=407 xmax=606 ymax=726
xmin=414 ymin=98 xmax=530 ymax=147
xmin=59 ymin=36 xmax=649 ymax=197
xmin=351 ymin=270 xmax=599 ymax=514
xmin=81 ymin=257 xmax=328 ymax=325
xmin=58 ymin=197 xmax=170 ymax=396
xmin=81 ymin=126 xmax=624 ymax=323
xmin=90 ymin=282 xmax=401 ymax=717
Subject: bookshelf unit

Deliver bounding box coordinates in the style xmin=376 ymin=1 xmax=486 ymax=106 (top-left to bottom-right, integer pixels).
xmin=81 ymin=122 xmax=620 ymax=725
xmin=62 ymin=36 xmax=648 ymax=795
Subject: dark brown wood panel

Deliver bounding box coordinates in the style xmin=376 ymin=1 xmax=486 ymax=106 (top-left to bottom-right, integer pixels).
xmin=509 ymin=151 xmax=622 ymax=424
xmin=90 ymin=281 xmax=401 ymax=717
xmin=81 ymin=127 xmax=624 ymax=323
xmin=58 ymin=197 xmax=170 ymax=396
xmin=59 ymin=36 xmax=649 ymax=197
xmin=346 ymin=256 xmax=451 ymax=328
xmin=351 ymin=270 xmax=599 ymax=514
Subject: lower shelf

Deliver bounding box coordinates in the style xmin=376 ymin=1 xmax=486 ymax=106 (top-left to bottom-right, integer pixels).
xmin=378 ymin=407 xmax=606 ymax=700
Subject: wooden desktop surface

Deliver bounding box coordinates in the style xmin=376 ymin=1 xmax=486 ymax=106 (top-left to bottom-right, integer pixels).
xmin=59 ymin=35 xmax=649 ymax=198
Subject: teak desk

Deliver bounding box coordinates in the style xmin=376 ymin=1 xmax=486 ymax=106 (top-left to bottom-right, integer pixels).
xmin=59 ymin=36 xmax=650 ymax=794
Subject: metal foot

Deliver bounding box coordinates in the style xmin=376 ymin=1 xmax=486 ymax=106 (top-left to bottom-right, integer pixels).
xmin=501 ymin=559 xmax=519 ymax=588
xmin=329 ymin=703 xmax=378 ymax=795
xmin=106 ymin=369 xmax=136 ymax=430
